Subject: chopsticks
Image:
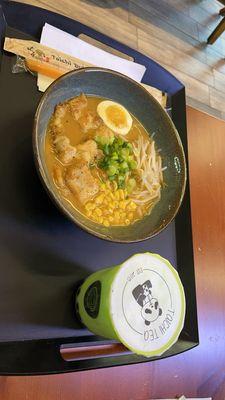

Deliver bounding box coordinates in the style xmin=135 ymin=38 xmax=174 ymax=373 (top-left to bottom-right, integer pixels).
xmin=4 ymin=37 xmax=167 ymax=107
xmin=4 ymin=37 xmax=92 ymax=78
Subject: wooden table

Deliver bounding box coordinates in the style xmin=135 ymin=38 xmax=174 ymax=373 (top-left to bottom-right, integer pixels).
xmin=0 ymin=105 xmax=225 ymax=400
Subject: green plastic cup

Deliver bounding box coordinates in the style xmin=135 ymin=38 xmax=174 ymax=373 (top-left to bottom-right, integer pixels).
xmin=76 ymin=252 xmax=185 ymax=357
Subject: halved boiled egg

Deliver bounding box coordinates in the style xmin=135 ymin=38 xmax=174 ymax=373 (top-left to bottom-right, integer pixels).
xmin=97 ymin=100 xmax=132 ymax=135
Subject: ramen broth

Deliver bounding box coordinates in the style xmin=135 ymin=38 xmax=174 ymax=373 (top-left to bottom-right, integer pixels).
xmin=45 ymin=94 xmax=163 ymax=227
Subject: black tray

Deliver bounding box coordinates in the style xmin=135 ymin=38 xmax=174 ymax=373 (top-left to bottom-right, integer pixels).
xmin=0 ymin=0 xmax=198 ymax=375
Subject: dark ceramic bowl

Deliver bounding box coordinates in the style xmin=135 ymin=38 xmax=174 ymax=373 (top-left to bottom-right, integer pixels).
xmin=33 ymin=67 xmax=186 ymax=243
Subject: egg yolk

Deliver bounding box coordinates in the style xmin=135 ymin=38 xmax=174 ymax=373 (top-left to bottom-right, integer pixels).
xmin=105 ymin=105 xmax=127 ymax=127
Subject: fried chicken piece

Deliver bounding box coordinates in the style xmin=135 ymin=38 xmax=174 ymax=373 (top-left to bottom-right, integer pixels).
xmin=78 ymin=110 xmax=102 ymax=133
xmin=68 ymin=93 xmax=87 ymax=120
xmin=65 ymin=161 xmax=99 ymax=204
xmin=97 ymin=124 xmax=114 ymax=139
xmin=76 ymin=139 xmax=102 ymax=164
xmin=54 ymin=135 xmax=70 ymax=152
xmin=54 ymin=135 xmax=77 ymax=164
xmin=51 ymin=103 xmax=68 ymax=136
xmin=52 ymin=164 xmax=70 ymax=195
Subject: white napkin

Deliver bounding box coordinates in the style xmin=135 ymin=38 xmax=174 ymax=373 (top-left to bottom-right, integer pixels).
xmin=38 ymin=23 xmax=146 ymax=91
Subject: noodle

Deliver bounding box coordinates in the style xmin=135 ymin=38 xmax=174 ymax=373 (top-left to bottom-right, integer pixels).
xmin=131 ymin=133 xmax=164 ymax=206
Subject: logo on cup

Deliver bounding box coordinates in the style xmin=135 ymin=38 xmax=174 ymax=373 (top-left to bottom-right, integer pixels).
xmin=122 ymin=267 xmax=175 ymax=341
xmin=84 ymin=281 xmax=101 ymax=318
xmin=132 ymin=280 xmax=163 ymax=326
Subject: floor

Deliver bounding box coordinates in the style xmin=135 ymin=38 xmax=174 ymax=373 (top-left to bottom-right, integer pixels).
xmin=1 ymin=106 xmax=225 ymax=399
xmin=17 ymin=0 xmax=225 ymax=120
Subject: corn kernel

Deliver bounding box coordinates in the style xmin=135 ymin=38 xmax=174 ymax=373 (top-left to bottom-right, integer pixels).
xmin=95 ymin=194 xmax=104 ymax=205
xmin=100 ymin=183 xmax=106 ymax=191
xmin=86 ymin=210 xmax=92 ymax=217
xmin=130 ymin=201 xmax=137 ymax=210
xmin=114 ymin=211 xmax=120 ymax=219
xmin=125 ymin=219 xmax=130 ymax=225
xmin=114 ymin=200 xmax=119 ymax=208
xmin=92 ymin=211 xmax=98 ymax=219
xmin=128 ymin=212 xmax=134 ymax=220
xmin=118 ymin=189 xmax=125 ymax=200
xmin=128 ymin=201 xmax=137 ymax=211
xmin=103 ymin=220 xmax=110 ymax=227
xmin=108 ymin=192 xmax=114 ymax=200
xmin=124 ymin=189 xmax=128 ymax=198
xmin=108 ymin=208 xmax=114 ymax=214
xmin=121 ymin=212 xmax=126 ymax=219
xmin=95 ymin=208 xmax=102 ymax=216
xmin=112 ymin=181 xmax=118 ymax=191
xmin=85 ymin=202 xmax=94 ymax=211
xmin=115 ymin=191 xmax=120 ymax=200
xmin=119 ymin=201 xmax=126 ymax=210
xmin=109 ymin=216 xmax=114 ymax=222
xmin=85 ymin=203 xmax=90 ymax=210
xmin=99 ymin=216 xmax=103 ymax=224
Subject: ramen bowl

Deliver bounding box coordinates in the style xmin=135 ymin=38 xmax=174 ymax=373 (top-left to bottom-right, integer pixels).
xmin=33 ymin=67 xmax=186 ymax=243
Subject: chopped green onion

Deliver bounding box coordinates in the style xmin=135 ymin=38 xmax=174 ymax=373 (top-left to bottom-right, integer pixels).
xmin=118 ymin=175 xmax=125 ymax=183
xmin=118 ymin=137 xmax=124 ymax=146
xmin=109 ymin=135 xmax=115 ymax=145
xmin=120 ymin=161 xmax=128 ymax=171
xmin=127 ymin=178 xmax=136 ymax=193
xmin=107 ymin=165 xmax=117 ymax=176
xmin=103 ymin=144 xmax=110 ymax=155
xmin=129 ymin=160 xmax=137 ymax=170
xmin=111 ymin=151 xmax=119 ymax=160
xmin=120 ymin=148 xmax=130 ymax=159
xmin=96 ymin=134 xmax=136 ymax=188
xmin=95 ymin=134 xmax=115 ymax=148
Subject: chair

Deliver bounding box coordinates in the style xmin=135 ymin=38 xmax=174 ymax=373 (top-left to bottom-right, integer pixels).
xmin=207 ymin=0 xmax=225 ymax=44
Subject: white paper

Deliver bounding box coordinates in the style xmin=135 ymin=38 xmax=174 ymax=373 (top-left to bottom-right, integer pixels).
xmin=38 ymin=23 xmax=146 ymax=91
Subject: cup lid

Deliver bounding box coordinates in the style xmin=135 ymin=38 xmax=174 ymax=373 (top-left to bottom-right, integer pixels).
xmin=110 ymin=252 xmax=186 ymax=357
